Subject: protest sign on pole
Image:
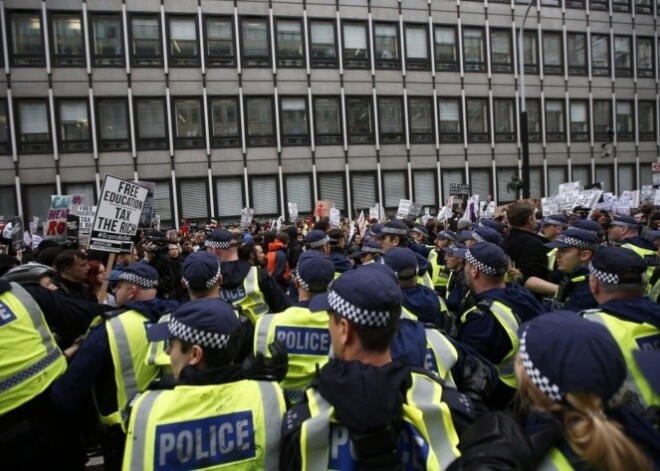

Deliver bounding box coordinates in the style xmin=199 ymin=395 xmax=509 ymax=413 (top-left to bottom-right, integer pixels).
xmin=90 ymin=175 xmax=149 ymax=253
xmin=408 ymin=202 xmax=422 ymax=218
xmin=369 ymin=206 xmax=379 ymax=221
xmin=240 ymin=208 xmax=255 ymax=230
xmin=396 ymin=199 xmax=412 ymax=219
xmin=67 ymin=214 xmax=80 ymax=246
xmin=558 ymin=182 xmax=580 ymax=212
xmin=329 ymin=208 xmax=341 ymax=228
xmin=76 ymin=205 xmax=96 ymax=249
xmin=357 ymin=210 xmax=367 ymax=237
xmin=287 ymin=202 xmax=298 ymax=220
xmin=315 ymin=200 xmax=333 ymax=219
xmin=45 ymin=194 xmax=85 ymax=242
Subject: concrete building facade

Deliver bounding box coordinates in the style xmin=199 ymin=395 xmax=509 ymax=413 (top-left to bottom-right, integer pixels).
xmin=0 ymin=0 xmax=658 ymax=227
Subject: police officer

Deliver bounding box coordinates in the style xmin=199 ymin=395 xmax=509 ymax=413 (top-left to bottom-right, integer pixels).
xmin=409 ymin=224 xmax=433 ymax=258
xmin=124 ymin=298 xmax=286 ymax=471
xmin=539 ymin=214 xmax=568 ymax=242
xmin=0 ymin=277 xmax=81 ymax=469
xmin=280 ymin=264 xmax=463 ymax=470
xmin=254 ymin=251 xmax=335 ymax=403
xmin=544 ymin=227 xmax=600 ymax=312
xmin=352 ymin=240 xmax=384 ymax=266
xmin=206 ymin=229 xmax=291 ymax=323
xmin=303 ymin=229 xmax=332 ymax=255
xmin=607 ymin=216 xmax=658 ymax=283
xmin=463 ymin=226 xmax=502 ymax=247
xmin=50 ymin=261 xmax=179 ymax=471
xmin=443 ymin=243 xmax=470 ymax=317
xmin=428 ymin=229 xmax=457 ymax=296
xmin=457 ymin=242 xmax=544 ymax=404
xmin=583 ymin=247 xmax=660 ymax=409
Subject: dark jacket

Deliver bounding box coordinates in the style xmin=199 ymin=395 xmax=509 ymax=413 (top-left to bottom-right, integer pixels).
xmin=329 ymin=247 xmax=352 ymax=273
xmin=500 ymin=228 xmax=550 ymax=286
xmin=402 ymin=284 xmax=445 ymax=327
xmin=52 ymin=275 xmax=97 ymax=303
xmin=556 ymin=266 xmax=597 ymax=313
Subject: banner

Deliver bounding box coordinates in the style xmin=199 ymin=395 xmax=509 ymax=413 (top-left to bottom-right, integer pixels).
xmin=90 ymin=175 xmax=149 ymax=253
xmin=45 ymin=194 xmax=85 ymax=242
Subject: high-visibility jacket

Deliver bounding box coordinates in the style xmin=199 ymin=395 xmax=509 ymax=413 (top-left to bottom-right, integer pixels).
xmin=428 ymin=251 xmax=450 ymax=290
xmin=145 ymin=312 xmax=173 ymax=377
xmin=298 ymin=371 xmax=461 ymax=471
xmin=460 ymin=300 xmax=520 ymax=388
xmin=547 ymin=248 xmax=557 ymax=271
xmin=582 ymin=310 xmax=660 ymax=408
xmin=122 ymin=380 xmax=286 ymax=471
xmin=0 ymin=282 xmax=66 ymax=416
xmin=254 ymin=307 xmax=330 ymax=403
xmin=536 ymin=447 xmax=576 ymax=470
xmin=418 ymin=271 xmax=435 ymax=290
xmin=620 ymin=243 xmax=657 ymax=292
xmin=219 ymin=267 xmax=269 ymax=324
xmin=101 ymin=309 xmax=161 ymax=430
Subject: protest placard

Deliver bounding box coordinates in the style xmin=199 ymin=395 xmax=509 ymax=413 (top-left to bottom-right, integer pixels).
xmin=45 ymin=194 xmax=84 ymax=242
xmin=240 ymin=208 xmax=255 ymax=230
xmin=77 ymin=205 xmax=96 ymax=248
xmin=329 ymin=208 xmax=341 ymax=227
xmin=396 ymin=199 xmax=412 ymax=219
xmin=287 ymin=202 xmax=298 ymax=220
xmin=90 ymin=175 xmax=149 ymax=253
xmin=449 ymin=184 xmax=471 ymax=197
xmin=315 ymin=200 xmax=333 ymax=219
xmin=10 ymin=216 xmax=23 ymax=252
xmin=558 ymin=182 xmax=580 ymax=212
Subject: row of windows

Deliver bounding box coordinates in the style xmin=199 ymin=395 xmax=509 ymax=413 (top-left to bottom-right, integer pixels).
xmin=1 ymin=94 xmax=655 ymax=155
xmin=7 ymin=164 xmax=649 ymax=226
xmin=5 ymin=10 xmax=660 ymax=79
xmin=493 ymin=0 xmax=657 ymax=13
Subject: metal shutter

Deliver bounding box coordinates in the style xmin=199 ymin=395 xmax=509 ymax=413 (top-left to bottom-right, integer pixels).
xmin=180 ymin=179 xmax=208 ymax=219
xmin=595 ymin=166 xmax=613 ymax=192
xmin=286 ymin=175 xmax=312 ymax=213
xmin=470 ymin=168 xmax=491 ymax=199
xmin=216 ymin=177 xmax=243 ymax=218
xmin=153 ymin=181 xmax=173 ymax=223
xmin=26 ymin=185 xmax=55 ymax=227
xmin=572 ymin=166 xmax=591 ymax=189
xmin=618 ymin=164 xmax=634 ymax=192
xmin=0 ymin=187 xmax=16 ymax=219
xmin=65 ymin=183 xmax=95 ymax=206
xmin=383 ymin=172 xmax=406 ymax=208
xmin=529 ymin=167 xmax=543 ymax=198
xmin=548 ymin=167 xmax=567 ymax=197
xmin=496 ymin=168 xmax=517 ymax=203
xmin=251 ymin=176 xmax=278 ymax=216
xmin=319 ymin=174 xmax=345 ymax=211
xmin=442 ymin=169 xmax=464 ymax=200
xmin=413 ymin=170 xmax=436 ymax=206
xmin=352 ymin=173 xmax=376 ymax=211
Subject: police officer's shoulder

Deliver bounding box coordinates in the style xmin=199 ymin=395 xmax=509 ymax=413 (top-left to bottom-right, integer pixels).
xmin=102 ymin=307 xmax=128 ymax=321
xmin=281 ymin=399 xmax=312 ymax=438
xmin=410 ymin=367 xmax=478 ymax=426
xmin=578 ymin=308 xmax=601 ymax=317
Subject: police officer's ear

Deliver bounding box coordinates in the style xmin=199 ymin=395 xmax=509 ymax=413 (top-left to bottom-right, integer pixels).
xmin=579 ymin=249 xmax=593 ymax=263
xmin=189 ymin=344 xmax=204 ymax=367
xmin=588 ymin=276 xmax=599 ymax=296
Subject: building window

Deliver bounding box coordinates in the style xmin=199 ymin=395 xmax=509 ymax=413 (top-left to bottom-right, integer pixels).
xmin=346 ymin=97 xmax=374 ymax=144
xmin=280 ymin=97 xmax=309 ymax=146
xmin=205 ymin=17 xmax=235 ymax=67
xmin=17 ymin=100 xmax=51 ymax=153
xmin=309 ymin=20 xmax=337 ymax=68
xmin=97 ymin=98 xmax=129 ymax=152
xmin=614 ymin=36 xmax=632 ymax=77
xmin=10 ymin=11 xmax=44 ymax=66
xmin=593 ymin=100 xmax=612 ymax=141
xmin=91 ymin=14 xmax=124 ymax=67
xmin=173 ymin=98 xmax=204 ymax=149
xmin=490 ymin=29 xmax=512 ymax=73
xmin=342 ymin=22 xmax=369 ymax=69
xmin=497 ymin=167 xmax=518 ymax=202
xmin=636 ymin=37 xmax=654 ymax=78
xmin=570 ymin=100 xmax=589 ymax=142
xmin=467 ymin=98 xmax=489 ymax=143
xmin=434 ymin=26 xmax=458 ymax=72
xmin=245 ymin=97 xmax=274 ymax=146
xmin=548 ymin=167 xmax=568 ymax=195
xmin=595 ymin=166 xmax=613 ymax=192
xmin=545 ymin=100 xmax=565 ymax=142
xmin=413 ymin=170 xmax=436 ymax=206
xmin=285 ymin=175 xmax=312 ymax=213
xmin=135 ymin=98 xmax=168 ymax=150
xmin=373 ymin=23 xmax=399 ymax=70
xmin=313 ymin=96 xmax=342 ymax=145
xmin=543 ymin=32 xmax=563 ymax=75
xmin=409 ymin=97 xmax=434 ymax=144
xmin=589 ymin=0 xmax=609 ymax=10
xmin=378 ymin=97 xmax=404 ymax=144
xmin=591 ymin=34 xmax=610 ymax=77
xmin=405 ymin=24 xmax=429 ymax=71
xmin=0 ymin=101 xmax=10 ymax=154
xmin=526 ymin=99 xmax=542 ymax=142
xmin=566 ymin=0 xmax=586 ymax=8
xmin=612 ymin=0 xmax=631 ymax=12
xmin=567 ymin=33 xmax=587 ymax=76
xmin=168 ymin=16 xmax=199 ymax=67
xmin=0 ymin=187 xmax=16 ymax=218
xmin=382 ymin=172 xmax=406 ymax=209
xmin=241 ymin=18 xmax=270 ymax=68
xmin=50 ymin=13 xmax=84 ymax=67
xmin=462 ymin=28 xmax=485 ymax=72
xmin=210 ymin=97 xmax=240 ymax=147
xmin=616 ymin=101 xmax=634 ymax=141
xmin=635 ymin=0 xmax=653 ymax=13
xmin=179 ymin=180 xmax=209 ymax=220
xmin=438 ymin=98 xmax=462 ymax=143
xmin=130 ymin=15 xmax=162 ymax=67
xmin=522 ymin=30 xmax=538 ymax=74
xmin=57 ymin=99 xmax=90 ymax=152
xmin=251 ymin=176 xmax=279 ymax=216
xmin=353 ymin=173 xmax=377 ymax=210
xmin=542 ymin=0 xmax=561 ymax=7
xmin=153 ymin=181 xmax=173 ymax=224
xmin=494 ymin=99 xmax=515 ymax=143
xmin=216 ymin=177 xmax=244 ymax=218
xmin=276 ymin=19 xmax=304 ymax=68
xmin=318 ymin=173 xmax=345 ymax=211
xmin=638 ymin=101 xmax=656 ymax=141
xmin=572 ymin=165 xmax=591 ymax=188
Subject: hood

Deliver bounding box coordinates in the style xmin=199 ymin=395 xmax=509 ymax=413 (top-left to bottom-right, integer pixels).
xmin=268 ymin=240 xmax=287 ymax=252
xmin=598 ymin=297 xmax=660 ymax=328
xmin=476 ymin=282 xmax=546 ymax=323
xmin=317 ymin=359 xmax=412 ymax=433
xmin=220 ymin=260 xmax=252 ymax=290
xmin=125 ymin=298 xmax=180 ymax=322
xmin=402 ymin=285 xmax=442 ymax=325
xmin=622 ymin=236 xmax=657 ymax=251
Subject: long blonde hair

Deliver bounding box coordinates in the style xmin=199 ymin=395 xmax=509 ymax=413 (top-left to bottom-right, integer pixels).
xmin=515 ymin=357 xmax=651 ymax=471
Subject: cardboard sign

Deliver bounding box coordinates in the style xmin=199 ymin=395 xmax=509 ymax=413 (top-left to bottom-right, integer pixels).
xmin=329 ymin=208 xmax=341 ymax=228
xmin=77 ymin=205 xmax=96 ymax=249
xmin=541 ymin=196 xmax=560 ymax=217
xmin=90 ymin=175 xmax=149 ymax=253
xmin=315 ymin=200 xmax=333 ymax=219
xmin=369 ymin=206 xmax=379 ymax=221
xmin=45 ymin=194 xmax=84 ymax=242
xmin=449 ymin=183 xmax=471 ymax=197
xmin=357 ymin=210 xmax=368 ymax=237
xmin=287 ymin=202 xmax=298 ymax=220
xmin=240 ymin=208 xmax=254 ymax=230
xmin=408 ymin=202 xmax=422 ymax=218
xmin=396 ymin=199 xmax=412 ymax=219
xmin=558 ymin=182 xmax=580 ymax=212
xmin=10 ymin=217 xmax=24 ymax=252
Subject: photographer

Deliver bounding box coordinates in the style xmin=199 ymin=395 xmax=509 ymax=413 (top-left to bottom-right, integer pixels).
xmin=143 ymin=230 xmax=183 ymax=301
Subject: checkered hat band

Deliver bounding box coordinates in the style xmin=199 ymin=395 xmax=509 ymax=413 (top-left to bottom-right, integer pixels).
xmin=205 ymin=240 xmax=232 ymax=249
xmin=439 ymin=231 xmax=456 ymax=242
xmin=545 ymin=218 xmax=566 ymax=226
xmin=118 ymin=272 xmax=157 ymax=288
xmin=308 ymin=236 xmax=330 ymax=248
xmin=609 ymin=220 xmax=637 ymax=229
xmin=412 ymin=227 xmax=425 ymax=235
xmin=472 ymin=233 xmax=485 ymax=243
xmin=381 ymin=227 xmax=409 ymax=236
xmin=327 ymin=290 xmax=391 ymax=327
xmin=168 ymin=318 xmax=230 ymax=349
xmin=182 ymin=264 xmax=222 ymax=289
xmin=520 ymin=330 xmax=565 ymax=402
xmin=557 ymin=236 xmax=599 ymax=252
xmin=361 ymin=246 xmax=382 ymax=254
xmin=465 ymin=250 xmax=499 ymax=276
xmin=588 ymin=262 xmax=619 ymax=284
xmin=296 ymin=274 xmax=310 ymax=292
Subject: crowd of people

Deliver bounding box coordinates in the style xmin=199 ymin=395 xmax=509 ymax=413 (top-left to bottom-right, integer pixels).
xmin=1 ymin=201 xmax=659 ymax=470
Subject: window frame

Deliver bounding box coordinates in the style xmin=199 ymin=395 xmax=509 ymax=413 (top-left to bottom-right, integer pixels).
xmin=526 ymin=98 xmax=542 ymax=143
xmin=565 ymin=0 xmax=586 ymax=9
xmin=378 ymin=96 xmax=405 ymax=144
xmin=313 ymin=96 xmax=343 ymax=146
xmin=408 ymin=96 xmax=434 ymax=144
xmin=346 ymin=96 xmax=375 ymax=145
xmin=638 ymin=101 xmax=656 ymax=141
xmin=308 ymin=19 xmax=338 ymax=68
xmin=404 ymin=23 xmax=430 ymax=71
xmin=275 ymin=17 xmax=305 ymax=69
xmin=636 ymin=36 xmax=655 ymax=78
xmin=342 ymin=21 xmax=370 ymax=69
xmin=240 ymin=16 xmax=271 ymax=68
xmin=593 ymin=99 xmax=613 ymax=142
xmin=15 ymin=98 xmax=52 ymax=154
xmin=612 ymin=0 xmax=631 ymax=12
xmin=462 ymin=27 xmax=486 ymax=72
xmin=279 ymin=96 xmax=310 ymax=146
xmin=466 ymin=97 xmax=490 ymax=143
xmin=167 ymin=15 xmax=200 ymax=67
xmin=615 ymin=100 xmax=634 ymax=142
xmin=172 ymin=97 xmax=205 ymax=149
xmin=209 ymin=96 xmax=241 ymax=148
xmin=0 ymin=99 xmax=12 ymax=155
xmin=90 ymin=12 xmax=125 ymax=67
xmin=494 ymin=98 xmax=516 ymax=143
xmin=203 ymin=15 xmax=236 ymax=67
xmin=589 ymin=0 xmax=609 ymax=10
xmin=8 ymin=10 xmax=45 ymax=67
xmin=438 ymin=97 xmax=463 ymax=144
xmin=634 ymin=0 xmax=653 ymax=13
xmin=490 ymin=28 xmax=513 ymax=73
xmin=569 ymin=99 xmax=590 ymax=142
xmin=49 ymin=11 xmax=85 ymax=67
xmin=244 ymin=96 xmax=276 ymax=147
xmin=614 ymin=35 xmax=633 ymax=78
xmin=434 ymin=25 xmax=459 ymax=72
xmin=134 ymin=97 xmax=169 ymax=151
xmin=129 ymin=14 xmax=163 ymax=68
xmin=545 ymin=99 xmax=566 ymax=142
xmin=521 ymin=29 xmax=539 ymax=75
xmin=95 ymin=97 xmax=131 ymax=152
xmin=590 ymin=34 xmax=610 ymax=77
xmin=542 ymin=31 xmax=564 ymax=76
xmin=56 ymin=98 xmax=92 ymax=153
xmin=567 ymin=32 xmax=588 ymax=76
xmin=372 ymin=22 xmax=400 ymax=70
